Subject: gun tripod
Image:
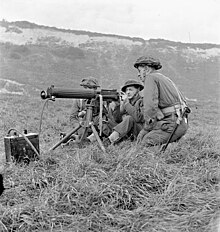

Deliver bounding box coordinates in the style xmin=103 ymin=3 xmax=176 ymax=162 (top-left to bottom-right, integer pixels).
xmin=49 ymin=100 xmax=106 ymax=152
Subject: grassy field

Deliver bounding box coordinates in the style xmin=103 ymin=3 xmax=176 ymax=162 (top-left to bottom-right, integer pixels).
xmin=0 ymin=94 xmax=219 ymax=232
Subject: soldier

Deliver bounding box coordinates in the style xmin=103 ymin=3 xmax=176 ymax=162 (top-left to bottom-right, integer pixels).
xmin=69 ymin=76 xmax=100 ymax=127
xmin=69 ymin=77 xmax=105 ymax=142
xmin=103 ymin=79 xmax=144 ymax=145
xmin=133 ymin=56 xmax=190 ymax=147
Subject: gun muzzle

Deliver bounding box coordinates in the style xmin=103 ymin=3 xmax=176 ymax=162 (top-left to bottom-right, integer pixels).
xmin=40 ymin=90 xmax=48 ymax=100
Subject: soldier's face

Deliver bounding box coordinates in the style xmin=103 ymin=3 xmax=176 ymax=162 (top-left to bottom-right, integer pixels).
xmin=137 ymin=66 xmax=147 ymax=82
xmin=125 ymin=86 xmax=139 ymax=99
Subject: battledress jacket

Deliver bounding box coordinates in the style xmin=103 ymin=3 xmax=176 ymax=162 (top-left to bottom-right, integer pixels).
xmin=111 ymin=93 xmax=144 ymax=138
xmin=102 ymin=94 xmax=144 ymax=137
xmin=142 ymin=72 xmax=187 ymax=131
xmin=120 ymin=93 xmax=144 ymax=123
xmin=69 ymin=99 xmax=86 ymax=126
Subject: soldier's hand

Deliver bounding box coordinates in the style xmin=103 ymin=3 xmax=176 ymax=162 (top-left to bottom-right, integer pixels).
xmin=109 ymin=101 xmax=118 ymax=111
xmin=137 ymin=129 xmax=148 ymax=144
xmin=78 ymin=110 xmax=86 ymax=118
xmin=120 ymin=92 xmax=128 ymax=102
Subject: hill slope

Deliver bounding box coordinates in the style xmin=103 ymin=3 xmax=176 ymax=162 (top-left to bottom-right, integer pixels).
xmin=0 ymin=20 xmax=219 ymax=100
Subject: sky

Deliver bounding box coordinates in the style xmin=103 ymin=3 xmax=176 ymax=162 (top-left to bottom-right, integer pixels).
xmin=0 ymin=0 xmax=219 ymax=44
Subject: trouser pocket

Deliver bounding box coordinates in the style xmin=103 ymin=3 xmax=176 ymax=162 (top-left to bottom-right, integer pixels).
xmin=156 ymin=120 xmax=176 ymax=133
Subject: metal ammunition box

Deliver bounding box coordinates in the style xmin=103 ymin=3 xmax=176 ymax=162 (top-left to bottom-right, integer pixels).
xmin=4 ymin=133 xmax=40 ymax=163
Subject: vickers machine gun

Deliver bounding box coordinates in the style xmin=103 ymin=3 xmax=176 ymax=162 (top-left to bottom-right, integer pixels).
xmin=41 ymin=85 xmax=120 ymax=152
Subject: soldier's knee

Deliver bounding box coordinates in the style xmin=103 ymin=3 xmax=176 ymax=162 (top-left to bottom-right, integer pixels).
xmin=140 ymin=136 xmax=156 ymax=147
xmin=171 ymin=122 xmax=188 ymax=142
xmin=123 ymin=115 xmax=134 ymax=123
xmin=140 ymin=132 xmax=166 ymax=147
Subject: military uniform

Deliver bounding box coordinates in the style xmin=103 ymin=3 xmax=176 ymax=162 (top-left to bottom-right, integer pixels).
xmin=69 ymin=77 xmax=102 ymax=137
xmin=134 ymin=56 xmax=190 ymax=146
xmin=70 ymin=98 xmax=86 ymax=127
xmin=104 ymin=80 xmax=145 ymax=143
xmin=114 ymin=93 xmax=144 ymax=139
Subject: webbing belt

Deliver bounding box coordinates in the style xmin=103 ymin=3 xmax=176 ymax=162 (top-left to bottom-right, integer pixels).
xmin=161 ymin=104 xmax=186 ymax=124
xmin=161 ymin=104 xmax=182 ymax=114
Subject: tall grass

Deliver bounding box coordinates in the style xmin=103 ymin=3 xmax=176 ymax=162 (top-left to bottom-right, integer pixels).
xmin=0 ymin=95 xmax=219 ymax=231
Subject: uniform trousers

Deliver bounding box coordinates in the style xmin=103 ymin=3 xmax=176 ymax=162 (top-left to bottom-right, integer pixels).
xmin=140 ymin=114 xmax=188 ymax=146
xmin=114 ymin=115 xmax=144 ymax=139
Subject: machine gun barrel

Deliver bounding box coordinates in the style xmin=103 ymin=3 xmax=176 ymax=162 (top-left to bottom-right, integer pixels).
xmin=41 ymin=86 xmax=96 ymax=99
xmin=41 ymin=86 xmax=119 ymax=101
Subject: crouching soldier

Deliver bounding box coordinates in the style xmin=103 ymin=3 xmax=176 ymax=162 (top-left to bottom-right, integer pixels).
xmin=134 ymin=56 xmax=190 ymax=147
xmin=103 ymin=79 xmax=145 ymax=146
xmin=69 ymin=76 xmax=100 ymax=129
xmin=69 ymin=76 xmax=108 ymax=142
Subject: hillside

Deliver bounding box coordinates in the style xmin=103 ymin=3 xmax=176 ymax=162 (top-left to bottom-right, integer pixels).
xmin=0 ymin=20 xmax=219 ymax=100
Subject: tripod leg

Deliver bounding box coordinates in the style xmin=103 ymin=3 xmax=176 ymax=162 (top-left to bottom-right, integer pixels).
xmin=79 ymin=127 xmax=89 ymax=142
xmin=49 ymin=124 xmax=81 ymax=151
xmin=91 ymin=124 xmax=106 ymax=153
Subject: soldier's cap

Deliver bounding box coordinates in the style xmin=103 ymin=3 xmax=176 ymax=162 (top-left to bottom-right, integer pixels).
xmin=134 ymin=56 xmax=162 ymax=70
xmin=80 ymin=77 xmax=100 ymax=88
xmin=121 ymin=79 xmax=144 ymax=93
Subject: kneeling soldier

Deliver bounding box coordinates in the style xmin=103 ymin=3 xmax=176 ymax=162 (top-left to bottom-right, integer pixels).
xmin=134 ymin=56 xmax=190 ymax=147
